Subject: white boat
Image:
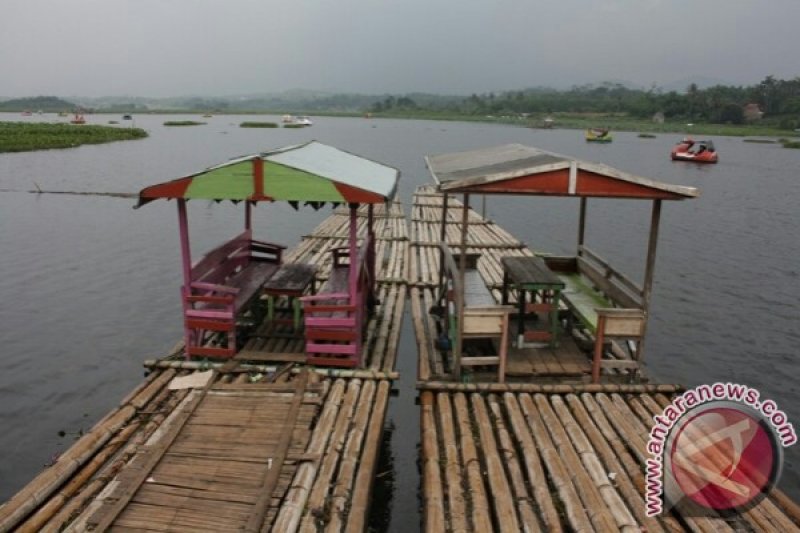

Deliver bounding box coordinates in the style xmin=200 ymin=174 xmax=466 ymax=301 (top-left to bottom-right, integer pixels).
xmin=282 ymin=115 xmax=313 ymax=126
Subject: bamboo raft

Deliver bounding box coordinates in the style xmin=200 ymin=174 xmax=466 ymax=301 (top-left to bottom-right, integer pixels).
xmin=0 ymin=203 xmax=408 ymax=533
xmin=411 ymin=187 xmax=800 ymax=532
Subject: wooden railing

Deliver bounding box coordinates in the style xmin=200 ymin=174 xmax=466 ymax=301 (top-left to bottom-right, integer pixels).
xmin=182 ymin=229 xmax=284 ymax=359
xmin=301 ymin=235 xmax=373 ymax=367
xmin=544 ymin=246 xmax=646 ymax=382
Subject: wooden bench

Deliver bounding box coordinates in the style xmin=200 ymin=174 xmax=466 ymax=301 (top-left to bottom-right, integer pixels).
xmin=543 ymin=246 xmax=645 ymax=382
xmin=301 ymin=242 xmax=371 ymax=368
xmin=183 ymin=229 xmax=284 ymax=358
xmin=440 ymin=248 xmax=512 ymax=382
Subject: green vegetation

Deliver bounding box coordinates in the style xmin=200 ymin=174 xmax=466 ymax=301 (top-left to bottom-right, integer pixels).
xmin=0 ymin=96 xmax=77 ymax=112
xmin=779 ymin=138 xmax=800 ymax=149
xmin=163 ymin=120 xmax=206 ymax=126
xmin=283 ymin=123 xmax=307 ymax=129
xmin=366 ymin=75 xmax=800 ymax=137
xmin=743 ymin=138 xmax=777 ymax=144
xmin=638 ymin=133 xmax=657 ymax=138
xmin=239 ymin=121 xmax=278 ymax=128
xmin=0 ymin=122 xmax=148 ymax=153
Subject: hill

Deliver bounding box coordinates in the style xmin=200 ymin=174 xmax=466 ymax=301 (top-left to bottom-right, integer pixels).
xmin=0 ymin=96 xmax=77 ymax=112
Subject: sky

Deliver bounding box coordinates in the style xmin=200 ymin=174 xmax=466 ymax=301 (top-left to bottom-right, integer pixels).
xmin=2 ymin=0 xmax=799 ymax=98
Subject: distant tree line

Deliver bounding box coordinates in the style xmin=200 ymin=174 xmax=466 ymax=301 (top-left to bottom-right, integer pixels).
xmin=369 ymin=75 xmax=800 ymax=129
xmin=0 ymin=96 xmax=77 ymax=112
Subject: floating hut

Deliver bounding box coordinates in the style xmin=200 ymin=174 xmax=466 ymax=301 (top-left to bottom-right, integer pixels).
xmin=411 ymin=144 xmax=800 ymax=531
xmin=0 ymin=143 xmax=409 ymax=532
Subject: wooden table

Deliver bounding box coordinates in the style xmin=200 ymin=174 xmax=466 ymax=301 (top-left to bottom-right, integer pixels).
xmin=263 ymin=263 xmax=317 ymax=331
xmin=501 ymin=256 xmax=565 ymax=349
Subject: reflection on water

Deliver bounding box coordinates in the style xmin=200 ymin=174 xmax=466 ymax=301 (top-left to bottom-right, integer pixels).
xmin=0 ymin=114 xmax=798 ymax=526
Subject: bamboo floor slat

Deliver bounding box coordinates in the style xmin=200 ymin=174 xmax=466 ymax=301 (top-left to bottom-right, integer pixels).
xmin=419 ymin=390 xmax=800 ymax=532
xmin=412 ymin=186 xmax=800 ymax=532
xmin=0 ymin=202 xmax=408 ymax=532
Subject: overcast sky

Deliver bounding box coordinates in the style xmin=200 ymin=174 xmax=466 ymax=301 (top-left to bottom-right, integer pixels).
xmin=2 ymin=0 xmax=798 ymax=97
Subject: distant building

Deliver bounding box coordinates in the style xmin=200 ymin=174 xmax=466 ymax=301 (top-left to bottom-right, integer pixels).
xmin=743 ymin=103 xmax=763 ymax=122
xmin=652 ymin=112 xmax=665 ymax=124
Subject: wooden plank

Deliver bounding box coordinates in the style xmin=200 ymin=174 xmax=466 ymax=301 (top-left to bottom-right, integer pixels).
xmin=245 ymin=371 xmax=310 ymax=532
xmin=86 ymin=384 xmax=211 ymax=530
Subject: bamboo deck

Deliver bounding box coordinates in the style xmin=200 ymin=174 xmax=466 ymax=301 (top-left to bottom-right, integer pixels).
xmin=411 ymin=187 xmax=800 ymax=532
xmin=0 ymin=203 xmax=408 ymax=532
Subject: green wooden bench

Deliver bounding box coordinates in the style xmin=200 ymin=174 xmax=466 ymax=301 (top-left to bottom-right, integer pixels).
xmin=543 ymin=247 xmax=645 ymax=382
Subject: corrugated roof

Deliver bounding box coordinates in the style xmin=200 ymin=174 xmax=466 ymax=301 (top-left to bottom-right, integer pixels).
xmin=137 ymin=141 xmax=399 ymax=207
xmin=264 ymin=141 xmax=398 ymax=200
xmin=426 ymin=143 xmax=698 ymax=200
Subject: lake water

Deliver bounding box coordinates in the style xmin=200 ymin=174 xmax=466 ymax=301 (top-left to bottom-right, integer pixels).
xmin=1 ymin=113 xmax=798 ymax=529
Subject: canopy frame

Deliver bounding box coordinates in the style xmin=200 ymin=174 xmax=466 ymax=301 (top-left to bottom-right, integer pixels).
xmin=138 ymin=142 xmax=399 ymax=361
xmin=427 ymin=144 xmax=698 ymax=381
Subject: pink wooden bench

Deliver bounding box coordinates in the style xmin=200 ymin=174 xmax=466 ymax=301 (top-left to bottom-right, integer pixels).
xmin=183 ymin=229 xmax=284 ymax=358
xmin=301 ymin=241 xmax=372 ymax=368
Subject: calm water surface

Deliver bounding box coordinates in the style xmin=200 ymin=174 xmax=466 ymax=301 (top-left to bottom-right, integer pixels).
xmin=1 ymin=113 xmax=798 ymax=528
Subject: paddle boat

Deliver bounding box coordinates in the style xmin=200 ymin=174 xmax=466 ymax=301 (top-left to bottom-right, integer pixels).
xmin=585 ymin=127 xmax=612 ymax=142
xmin=671 ymin=137 xmax=718 ymax=163
xmin=70 ymin=113 xmax=86 ymax=125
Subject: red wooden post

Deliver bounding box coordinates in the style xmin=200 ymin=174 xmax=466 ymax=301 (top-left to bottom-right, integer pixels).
xmin=252 ymin=157 xmax=264 ymax=199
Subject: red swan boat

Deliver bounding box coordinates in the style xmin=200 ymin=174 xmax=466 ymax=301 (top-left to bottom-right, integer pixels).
xmin=671 ymin=138 xmax=718 ymax=163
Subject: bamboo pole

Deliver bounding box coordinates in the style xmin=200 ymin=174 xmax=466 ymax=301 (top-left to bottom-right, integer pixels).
xmin=420 ymin=391 xmax=446 ymax=532
xmin=518 ymin=393 xmax=593 ymax=532
xmin=482 ymin=394 xmax=537 ymax=532
xmin=0 ymin=369 xmax=175 ymax=532
xmin=411 ymin=287 xmax=431 ymax=382
xmin=549 ymin=395 xmax=640 ymax=532
xmin=142 ymin=359 xmax=398 ymax=381
xmin=416 ymin=381 xmax=683 ymax=394
xmin=299 ymin=380 xmax=361 ymax=531
xmin=502 ymin=393 xmax=562 ymax=532
xmin=272 ymin=380 xmax=346 ymax=532
xmin=584 ymin=394 xmax=730 ymax=533
xmin=345 ymin=380 xmax=391 ymax=533
xmin=15 ymin=420 xmax=142 ymax=533
xmin=435 ymin=392 xmax=467 ymax=532
xmin=453 ymin=392 xmax=492 ymax=532
xmin=327 ymin=380 xmax=376 ymax=532
xmin=531 ymin=393 xmax=619 ymax=531
xmin=563 ymin=394 xmax=672 ymax=533
xmin=37 ymin=386 xmax=192 ymax=533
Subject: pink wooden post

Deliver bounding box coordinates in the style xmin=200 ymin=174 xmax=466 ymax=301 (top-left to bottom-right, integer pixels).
xmin=177 ymin=199 xmax=193 ymax=359
xmin=367 ymin=203 xmax=375 ymax=294
xmin=348 ymin=204 xmax=361 ymax=365
xmin=348 ymin=204 xmax=358 ymax=301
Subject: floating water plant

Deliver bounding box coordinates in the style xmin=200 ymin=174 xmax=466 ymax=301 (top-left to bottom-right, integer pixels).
xmin=163 ymin=121 xmax=206 ymax=126
xmin=0 ymin=121 xmax=147 ymax=152
xmin=240 ymin=121 xmax=278 ymax=128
